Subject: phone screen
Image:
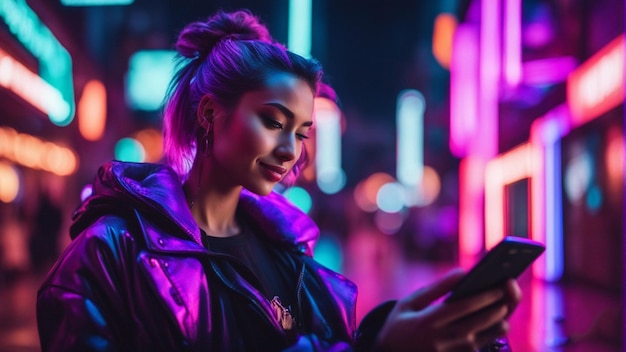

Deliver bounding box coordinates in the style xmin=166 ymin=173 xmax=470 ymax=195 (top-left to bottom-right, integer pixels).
xmin=446 ymin=236 xmax=545 ymax=302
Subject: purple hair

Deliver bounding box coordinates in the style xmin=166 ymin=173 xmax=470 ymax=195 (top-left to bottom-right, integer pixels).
xmin=163 ymin=9 xmax=322 ymax=183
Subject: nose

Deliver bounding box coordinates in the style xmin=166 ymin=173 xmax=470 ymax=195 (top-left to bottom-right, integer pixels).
xmin=275 ymin=133 xmax=297 ymax=162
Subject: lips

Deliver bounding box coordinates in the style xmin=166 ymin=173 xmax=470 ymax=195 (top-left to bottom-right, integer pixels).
xmin=260 ymin=162 xmax=287 ymax=182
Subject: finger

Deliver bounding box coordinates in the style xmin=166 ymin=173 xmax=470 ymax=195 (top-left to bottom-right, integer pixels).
xmin=453 ymin=303 xmax=509 ymax=336
xmin=435 ymin=309 xmax=509 ymax=352
xmin=438 ymin=342 xmax=477 ymax=352
xmin=503 ymin=279 xmax=522 ymax=318
xmin=434 ymin=330 xmax=481 ymax=352
xmin=434 ymin=288 xmax=505 ymax=327
xmin=474 ymin=320 xmax=510 ymax=349
xmin=402 ymin=268 xmax=466 ymax=311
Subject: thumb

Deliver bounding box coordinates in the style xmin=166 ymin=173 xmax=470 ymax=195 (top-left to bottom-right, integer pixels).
xmin=404 ymin=268 xmax=466 ymax=311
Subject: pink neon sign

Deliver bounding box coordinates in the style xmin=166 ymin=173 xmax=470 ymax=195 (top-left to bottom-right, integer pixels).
xmin=567 ymin=35 xmax=624 ymax=125
xmin=0 ymin=48 xmax=69 ymax=119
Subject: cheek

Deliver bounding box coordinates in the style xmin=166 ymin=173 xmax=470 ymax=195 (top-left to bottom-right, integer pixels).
xmin=295 ymin=142 xmax=304 ymax=159
xmin=227 ymin=118 xmax=272 ymax=157
xmin=295 ymin=142 xmax=306 ymax=165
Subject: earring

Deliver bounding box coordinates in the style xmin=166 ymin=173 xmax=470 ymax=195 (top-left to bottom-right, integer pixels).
xmin=202 ymin=121 xmax=213 ymax=157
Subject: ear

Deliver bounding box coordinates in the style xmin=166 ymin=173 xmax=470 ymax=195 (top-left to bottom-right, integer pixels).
xmin=197 ymin=94 xmax=215 ymax=130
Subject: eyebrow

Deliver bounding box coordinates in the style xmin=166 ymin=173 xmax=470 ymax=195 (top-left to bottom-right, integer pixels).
xmin=263 ymin=102 xmax=313 ymax=127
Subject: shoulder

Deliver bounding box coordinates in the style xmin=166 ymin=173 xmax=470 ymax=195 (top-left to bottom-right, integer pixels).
xmin=71 ymin=209 xmax=142 ymax=247
xmin=80 ymin=213 xmax=140 ymax=243
xmin=42 ymin=213 xmax=144 ymax=288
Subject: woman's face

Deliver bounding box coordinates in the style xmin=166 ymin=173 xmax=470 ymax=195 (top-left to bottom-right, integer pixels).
xmin=209 ymin=72 xmax=315 ymax=195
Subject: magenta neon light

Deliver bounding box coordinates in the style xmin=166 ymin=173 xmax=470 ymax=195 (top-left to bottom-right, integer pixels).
xmin=523 ymin=56 xmax=578 ymax=86
xmin=477 ymin=0 xmax=500 ymax=158
xmin=530 ymin=105 xmax=569 ymax=281
xmin=567 ymin=34 xmax=624 ymax=125
xmin=459 ymin=157 xmax=487 ymax=268
xmin=458 ymin=0 xmax=503 ymax=264
xmin=484 ymin=143 xmax=534 ymax=249
xmin=450 ymin=24 xmax=479 ymax=157
xmin=503 ymin=0 xmax=521 ymax=87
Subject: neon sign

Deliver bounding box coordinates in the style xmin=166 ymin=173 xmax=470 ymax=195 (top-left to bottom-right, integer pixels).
xmin=0 ymin=127 xmax=78 ymax=176
xmin=484 ymin=142 xmax=536 ymax=250
xmin=567 ymin=35 xmax=624 ymax=125
xmin=314 ymin=97 xmax=345 ymax=194
xmin=0 ymin=0 xmax=75 ymax=126
xmin=0 ymin=49 xmax=69 ymax=118
xmin=61 ymin=0 xmax=133 ymax=5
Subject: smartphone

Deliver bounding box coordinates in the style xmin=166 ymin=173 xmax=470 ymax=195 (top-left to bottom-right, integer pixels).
xmin=445 ymin=236 xmax=545 ymax=302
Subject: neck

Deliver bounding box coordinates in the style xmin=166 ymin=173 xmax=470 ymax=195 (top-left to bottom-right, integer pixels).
xmin=184 ymin=160 xmax=243 ymax=238
xmin=191 ymin=193 xmax=241 ymax=237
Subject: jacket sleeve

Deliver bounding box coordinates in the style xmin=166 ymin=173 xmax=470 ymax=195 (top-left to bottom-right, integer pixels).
xmin=37 ymin=286 xmax=120 ymax=352
xmin=36 ymin=217 xmax=138 ymax=352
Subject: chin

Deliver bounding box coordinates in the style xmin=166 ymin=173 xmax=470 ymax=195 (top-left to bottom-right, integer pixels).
xmin=244 ymin=183 xmax=275 ymax=196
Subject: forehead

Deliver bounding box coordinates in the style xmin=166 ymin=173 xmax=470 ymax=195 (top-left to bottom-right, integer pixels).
xmin=240 ymin=72 xmax=315 ymax=113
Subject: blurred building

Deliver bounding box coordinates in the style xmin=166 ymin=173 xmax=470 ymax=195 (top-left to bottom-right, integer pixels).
xmin=451 ymin=0 xmax=623 ymax=348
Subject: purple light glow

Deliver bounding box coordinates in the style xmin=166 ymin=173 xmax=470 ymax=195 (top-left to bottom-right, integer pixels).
xmin=477 ymin=0 xmax=500 ymax=158
xmin=523 ymin=56 xmax=578 ymax=86
xmin=522 ymin=3 xmax=555 ymax=48
xmin=457 ymin=0 xmax=503 ymax=263
xmin=449 ymin=24 xmax=479 ymax=157
xmin=530 ymin=105 xmax=570 ymax=281
xmin=523 ymin=21 xmax=554 ymax=49
xmin=504 ymin=0 xmax=522 ymax=87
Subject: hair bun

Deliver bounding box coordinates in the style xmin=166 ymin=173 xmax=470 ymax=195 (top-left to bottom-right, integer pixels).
xmin=176 ymin=9 xmax=272 ymax=60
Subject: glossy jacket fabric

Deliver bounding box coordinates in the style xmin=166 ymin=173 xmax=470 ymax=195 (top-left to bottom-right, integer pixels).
xmin=36 ymin=161 xmax=361 ymax=351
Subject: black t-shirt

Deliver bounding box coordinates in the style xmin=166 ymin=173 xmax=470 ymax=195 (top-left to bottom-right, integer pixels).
xmin=200 ymin=225 xmax=296 ymax=312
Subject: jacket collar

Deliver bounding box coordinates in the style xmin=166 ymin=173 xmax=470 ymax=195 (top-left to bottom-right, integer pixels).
xmin=73 ymin=161 xmax=319 ymax=255
xmin=239 ymin=188 xmax=319 ymax=255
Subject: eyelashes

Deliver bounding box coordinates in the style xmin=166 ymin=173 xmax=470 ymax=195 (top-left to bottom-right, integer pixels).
xmin=261 ymin=115 xmax=283 ymax=130
xmin=260 ymin=115 xmax=310 ymax=140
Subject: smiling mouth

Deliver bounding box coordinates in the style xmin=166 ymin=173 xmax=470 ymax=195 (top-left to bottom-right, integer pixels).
xmin=260 ymin=162 xmax=287 ymax=182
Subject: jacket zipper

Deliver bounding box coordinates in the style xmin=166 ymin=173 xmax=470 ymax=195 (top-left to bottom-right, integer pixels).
xmin=295 ymin=262 xmax=305 ymax=329
xmin=206 ymin=254 xmax=284 ymax=332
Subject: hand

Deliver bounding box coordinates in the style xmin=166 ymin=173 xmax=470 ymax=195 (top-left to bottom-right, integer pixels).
xmin=375 ymin=269 xmax=522 ymax=352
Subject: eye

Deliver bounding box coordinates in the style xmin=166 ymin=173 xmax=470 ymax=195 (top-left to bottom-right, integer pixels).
xmin=296 ymin=133 xmax=310 ymax=141
xmin=261 ymin=115 xmax=283 ymax=130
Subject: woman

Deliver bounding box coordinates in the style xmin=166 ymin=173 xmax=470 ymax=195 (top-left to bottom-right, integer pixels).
xmin=37 ymin=9 xmax=520 ymax=352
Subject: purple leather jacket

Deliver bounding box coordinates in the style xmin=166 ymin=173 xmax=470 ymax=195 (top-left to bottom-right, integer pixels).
xmin=36 ymin=161 xmax=372 ymax=351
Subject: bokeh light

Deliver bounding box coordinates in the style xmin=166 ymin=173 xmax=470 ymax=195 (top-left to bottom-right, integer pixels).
xmin=317 ymin=169 xmax=346 ymax=195
xmin=353 ymin=172 xmax=396 ymax=212
xmin=0 ymin=127 xmax=78 ymax=176
xmin=376 ymin=182 xmax=406 ymax=213
xmin=126 ymin=50 xmax=176 ymax=111
xmin=605 ymin=125 xmax=623 ymax=197
xmin=133 ymin=128 xmax=163 ymax=163
xmin=283 ymin=186 xmax=312 ymax=214
xmin=432 ymin=13 xmax=457 ymax=69
xmin=374 ymin=210 xmax=406 ymax=235
xmin=0 ymin=162 xmax=20 ymax=203
xmin=114 ymin=137 xmax=145 ymax=162
xmin=78 ymin=79 xmax=107 ymax=141
xmin=586 ymin=184 xmax=602 ymax=212
xmin=313 ymin=234 xmax=343 ymax=273
xmin=405 ymin=165 xmax=442 ymax=207
xmin=314 ymin=97 xmax=344 ymax=195
xmin=564 ymin=144 xmax=593 ymax=204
